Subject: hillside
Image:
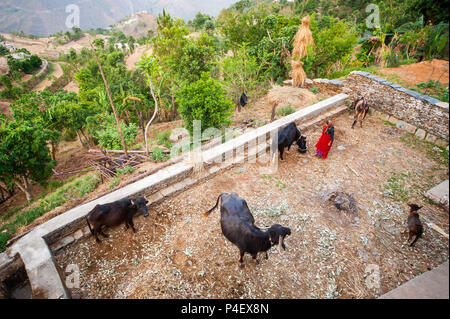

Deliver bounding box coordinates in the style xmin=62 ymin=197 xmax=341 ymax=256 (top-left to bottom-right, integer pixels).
xmin=114 ymin=12 xmax=158 ymax=39
xmin=0 ymin=0 xmax=239 ymax=36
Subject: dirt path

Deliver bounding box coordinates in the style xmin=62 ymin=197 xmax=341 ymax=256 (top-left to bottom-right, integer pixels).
xmin=380 ymin=59 xmax=449 ymax=86
xmin=33 ymin=62 xmax=62 ymax=91
xmin=126 ymin=45 xmax=152 ymax=70
xmin=63 ymin=81 xmax=79 ymax=93
xmin=0 ymin=101 xmax=11 ymax=116
xmin=56 ymin=112 xmax=449 ymax=299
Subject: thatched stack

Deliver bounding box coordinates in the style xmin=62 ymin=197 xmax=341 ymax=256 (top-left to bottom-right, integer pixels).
xmin=292 ymin=16 xmax=314 ymax=60
xmin=290 ymin=16 xmax=314 ymax=87
xmin=267 ymin=85 xmax=318 ymax=109
xmin=291 ymin=60 xmax=307 ymax=87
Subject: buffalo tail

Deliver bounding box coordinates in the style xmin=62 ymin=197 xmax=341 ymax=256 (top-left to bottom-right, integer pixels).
xmin=203 ymin=194 xmax=223 ymax=217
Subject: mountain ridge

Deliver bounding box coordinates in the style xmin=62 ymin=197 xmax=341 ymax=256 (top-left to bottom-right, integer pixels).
xmin=0 ymin=0 xmax=238 ymax=36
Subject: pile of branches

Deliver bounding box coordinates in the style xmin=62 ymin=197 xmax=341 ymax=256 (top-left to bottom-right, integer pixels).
xmin=88 ymin=150 xmax=146 ymax=180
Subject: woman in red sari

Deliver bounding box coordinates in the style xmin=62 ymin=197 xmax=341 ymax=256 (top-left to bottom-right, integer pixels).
xmin=315 ymin=120 xmax=334 ymax=159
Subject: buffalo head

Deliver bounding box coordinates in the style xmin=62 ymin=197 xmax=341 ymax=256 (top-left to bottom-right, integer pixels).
xmin=268 ymin=224 xmax=291 ymax=251
xmin=131 ymin=197 xmax=149 ymax=217
xmin=297 ymin=135 xmax=307 ymax=153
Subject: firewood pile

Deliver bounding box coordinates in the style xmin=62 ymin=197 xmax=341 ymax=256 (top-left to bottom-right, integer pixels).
xmin=87 ymin=150 xmax=146 ymax=180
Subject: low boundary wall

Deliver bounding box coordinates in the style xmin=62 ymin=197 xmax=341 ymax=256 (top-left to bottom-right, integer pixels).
xmin=343 ymin=71 xmax=449 ymax=145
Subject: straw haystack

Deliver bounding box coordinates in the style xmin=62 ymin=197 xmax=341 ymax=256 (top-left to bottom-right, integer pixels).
xmin=291 ymin=59 xmax=307 ymax=87
xmin=289 ymin=16 xmax=314 ymax=88
xmin=267 ymin=85 xmax=318 ymax=109
xmin=292 ymin=16 xmax=314 ymax=60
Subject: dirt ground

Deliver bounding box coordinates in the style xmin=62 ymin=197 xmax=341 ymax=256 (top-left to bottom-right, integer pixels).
xmin=125 ymin=45 xmax=153 ymax=70
xmin=380 ymin=59 xmax=449 ymax=86
xmin=34 ymin=62 xmax=63 ymax=92
xmin=63 ymin=81 xmax=79 ymax=93
xmin=56 ymin=112 xmax=449 ymax=299
xmin=0 ymin=101 xmax=11 ymax=116
xmin=0 ymin=33 xmax=109 ymax=59
xmin=231 ymin=83 xmax=341 ymax=127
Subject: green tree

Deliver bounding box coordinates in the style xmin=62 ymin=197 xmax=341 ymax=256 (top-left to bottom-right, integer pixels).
xmin=221 ymin=45 xmax=261 ymax=107
xmin=177 ymin=72 xmax=234 ymax=135
xmin=0 ymin=120 xmax=57 ymax=201
xmin=174 ymin=32 xmax=217 ymax=83
xmin=303 ymin=15 xmax=358 ymax=77
xmin=93 ymin=38 xmax=105 ymax=49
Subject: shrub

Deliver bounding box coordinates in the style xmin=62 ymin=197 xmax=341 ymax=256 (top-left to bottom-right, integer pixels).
xmin=95 ymin=118 xmax=138 ymax=150
xmin=276 ymin=105 xmax=296 ymax=117
xmin=309 ymin=86 xmax=319 ymax=94
xmin=116 ymin=166 xmax=135 ymax=177
xmin=177 ymin=73 xmax=234 ymax=135
xmin=151 ymin=147 xmax=166 ymax=162
xmin=157 ymin=130 xmax=173 ymax=149
xmin=0 ymin=45 xmax=9 ymax=57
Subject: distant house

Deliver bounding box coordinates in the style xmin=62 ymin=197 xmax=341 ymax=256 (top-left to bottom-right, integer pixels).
xmin=0 ymin=41 xmax=16 ymax=53
xmin=115 ymin=43 xmax=129 ymax=50
xmin=11 ymin=52 xmax=29 ymax=60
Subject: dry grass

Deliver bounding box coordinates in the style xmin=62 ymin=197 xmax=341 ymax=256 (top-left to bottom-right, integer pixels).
xmin=292 ymin=16 xmax=314 ymax=60
xmin=291 ymin=60 xmax=307 ymax=87
xmin=267 ymin=85 xmax=317 ymax=109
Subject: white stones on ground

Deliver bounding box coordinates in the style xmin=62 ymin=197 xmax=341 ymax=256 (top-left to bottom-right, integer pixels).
xmin=425 ymin=133 xmax=438 ymax=143
xmin=396 ymin=120 xmax=417 ymax=134
xmin=73 ymin=230 xmax=84 ymax=240
xmin=388 ymin=116 xmax=398 ymax=125
xmin=426 ymin=180 xmax=449 ymax=210
xmin=236 ymin=167 xmax=246 ymax=174
xmin=337 ymin=145 xmax=346 ymax=151
xmin=415 ymin=128 xmax=427 ymax=139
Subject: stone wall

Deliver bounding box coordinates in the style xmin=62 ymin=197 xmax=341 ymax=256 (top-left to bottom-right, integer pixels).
xmin=343 ymin=71 xmax=449 ymax=142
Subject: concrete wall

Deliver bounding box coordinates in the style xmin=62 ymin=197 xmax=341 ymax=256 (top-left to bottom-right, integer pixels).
xmin=343 ymin=71 xmax=449 ymax=143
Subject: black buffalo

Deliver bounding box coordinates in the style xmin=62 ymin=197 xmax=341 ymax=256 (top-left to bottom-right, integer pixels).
xmin=275 ymin=122 xmax=302 ymax=160
xmin=297 ymin=135 xmax=307 ymax=153
xmin=204 ymin=193 xmax=291 ymax=267
xmin=240 ymin=92 xmax=248 ymax=108
xmin=86 ymin=197 xmax=149 ymax=243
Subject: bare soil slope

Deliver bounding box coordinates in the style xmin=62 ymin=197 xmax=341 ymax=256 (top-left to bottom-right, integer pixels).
xmin=380 ymin=59 xmax=449 ymax=86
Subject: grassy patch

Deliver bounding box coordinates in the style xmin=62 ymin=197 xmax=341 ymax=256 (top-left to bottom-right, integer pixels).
xmin=383 ymin=172 xmax=411 ymax=202
xmin=109 ymin=166 xmax=135 ymax=189
xmin=309 ymin=86 xmax=319 ymax=94
xmin=109 ymin=177 xmax=120 ymax=190
xmin=401 ymin=133 xmax=449 ymax=167
xmin=151 ymin=147 xmax=168 ymax=162
xmin=413 ymin=80 xmax=449 ymax=102
xmin=261 ymin=175 xmax=287 ymax=190
xmin=383 ymin=120 xmax=396 ymax=126
xmin=157 ymin=130 xmax=173 ymax=149
xmin=276 ymin=105 xmax=296 ymax=117
xmin=0 ymin=173 xmax=101 ymax=252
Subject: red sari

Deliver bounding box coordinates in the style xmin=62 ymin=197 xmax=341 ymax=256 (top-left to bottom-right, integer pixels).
xmin=315 ymin=125 xmax=334 ymax=159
